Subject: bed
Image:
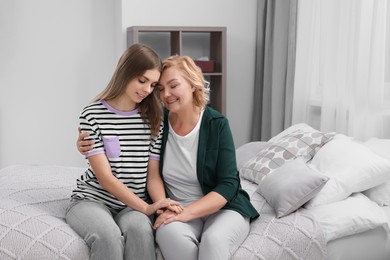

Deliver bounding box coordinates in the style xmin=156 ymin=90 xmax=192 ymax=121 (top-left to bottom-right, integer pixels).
xmin=233 ymin=124 xmax=390 ymax=260
xmin=1 ymin=123 xmax=389 ymax=260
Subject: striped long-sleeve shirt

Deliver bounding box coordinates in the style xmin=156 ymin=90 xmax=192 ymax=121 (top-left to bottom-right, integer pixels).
xmin=71 ymin=100 xmax=163 ymax=210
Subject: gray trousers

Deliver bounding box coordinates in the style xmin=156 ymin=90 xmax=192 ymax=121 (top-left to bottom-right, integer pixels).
xmin=155 ymin=209 xmax=250 ymax=260
xmin=66 ymin=200 xmax=156 ymax=260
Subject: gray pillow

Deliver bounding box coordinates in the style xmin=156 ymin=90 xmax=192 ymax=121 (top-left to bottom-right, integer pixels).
xmin=256 ymin=157 xmax=329 ymax=218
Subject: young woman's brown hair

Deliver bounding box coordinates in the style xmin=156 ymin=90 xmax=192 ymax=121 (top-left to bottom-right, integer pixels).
xmin=94 ymin=43 xmax=163 ymax=137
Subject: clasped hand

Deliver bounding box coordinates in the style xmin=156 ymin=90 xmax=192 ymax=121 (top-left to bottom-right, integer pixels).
xmin=154 ymin=207 xmax=188 ymax=229
xmin=147 ymin=198 xmax=183 ymax=217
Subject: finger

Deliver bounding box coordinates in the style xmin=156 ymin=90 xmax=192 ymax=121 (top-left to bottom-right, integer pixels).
xmin=81 ymin=140 xmax=94 ymax=146
xmin=156 ymin=210 xmax=173 ymax=219
xmin=163 ymin=215 xmax=177 ymax=225
xmin=168 ymin=205 xmax=182 ymax=213
xmin=171 ymin=204 xmax=184 ymax=211
xmin=78 ymin=132 xmax=90 ymax=143
xmin=167 ymin=199 xmax=183 ymax=208
xmin=81 ymin=132 xmax=90 ymax=137
xmin=153 ymin=222 xmax=160 ymax=229
xmin=154 ymin=216 xmax=165 ymax=229
xmin=80 ymin=146 xmax=91 ymax=152
xmin=167 ymin=198 xmax=180 ymax=205
xmin=79 ymin=133 xmax=90 ymax=141
xmin=78 ymin=143 xmax=94 ymax=152
xmin=154 ymin=201 xmax=171 ymax=211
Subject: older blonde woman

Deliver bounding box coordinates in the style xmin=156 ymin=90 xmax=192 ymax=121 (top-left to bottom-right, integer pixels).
xmin=153 ymin=55 xmax=259 ymax=260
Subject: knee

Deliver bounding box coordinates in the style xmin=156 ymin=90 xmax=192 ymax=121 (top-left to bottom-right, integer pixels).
xmin=155 ymin=224 xmax=177 ymax=244
xmin=200 ymin=232 xmax=220 ymax=249
xmin=156 ymin=223 xmax=197 ymax=246
xmin=120 ymin=212 xmax=153 ymax=238
xmin=86 ymin=224 xmax=123 ymax=248
xmin=199 ymin=233 xmax=231 ymax=260
xmin=156 ymin=224 xmax=200 ymax=260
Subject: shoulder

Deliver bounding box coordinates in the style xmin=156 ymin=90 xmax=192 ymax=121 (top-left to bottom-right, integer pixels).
xmin=202 ymin=106 xmax=228 ymax=126
xmin=203 ymin=106 xmax=224 ymax=119
xmin=199 ymin=107 xmax=233 ymax=141
xmin=80 ymin=100 xmax=104 ymax=115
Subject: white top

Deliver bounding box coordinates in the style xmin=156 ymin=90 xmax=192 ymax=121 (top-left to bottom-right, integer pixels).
xmin=163 ymin=110 xmax=205 ymax=205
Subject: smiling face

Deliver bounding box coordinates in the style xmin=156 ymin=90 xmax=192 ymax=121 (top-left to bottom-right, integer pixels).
xmin=158 ymin=66 xmax=195 ymax=113
xmin=121 ymin=68 xmax=161 ymax=109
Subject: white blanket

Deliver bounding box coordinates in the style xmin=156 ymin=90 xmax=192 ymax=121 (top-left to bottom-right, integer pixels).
xmin=0 ymin=165 xmax=89 ymax=260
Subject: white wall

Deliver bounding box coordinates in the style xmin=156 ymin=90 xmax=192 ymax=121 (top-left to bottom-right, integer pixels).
xmin=0 ymin=0 xmax=257 ymax=168
xmin=0 ymin=0 xmax=120 ymax=168
xmin=121 ymin=0 xmax=258 ymax=149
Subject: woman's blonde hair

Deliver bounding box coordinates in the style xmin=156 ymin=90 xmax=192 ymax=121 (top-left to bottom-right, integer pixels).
xmin=162 ymin=55 xmax=210 ymax=109
xmin=94 ymin=43 xmax=162 ymax=137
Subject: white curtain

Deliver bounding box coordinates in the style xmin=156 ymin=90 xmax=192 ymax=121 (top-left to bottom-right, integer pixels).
xmin=293 ymin=0 xmax=389 ymax=141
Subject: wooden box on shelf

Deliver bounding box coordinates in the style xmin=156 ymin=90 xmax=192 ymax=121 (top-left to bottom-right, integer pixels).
xmin=194 ymin=60 xmax=216 ymax=73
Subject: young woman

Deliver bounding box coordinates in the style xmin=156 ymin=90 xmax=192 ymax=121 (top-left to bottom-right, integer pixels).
xmin=67 ymin=43 xmax=181 ymax=260
xmin=77 ymin=55 xmax=259 ymax=260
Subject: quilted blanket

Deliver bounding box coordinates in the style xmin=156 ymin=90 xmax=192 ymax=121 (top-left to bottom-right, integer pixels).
xmin=0 ymin=165 xmax=89 ymax=260
xmin=0 ymin=165 xmax=327 ymax=260
xmin=233 ymin=180 xmax=327 ymax=260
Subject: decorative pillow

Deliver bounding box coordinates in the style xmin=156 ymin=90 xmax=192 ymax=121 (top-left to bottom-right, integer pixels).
xmin=240 ymin=124 xmax=335 ymax=184
xmin=256 ymin=158 xmax=329 ymax=218
xmin=302 ymin=193 xmax=389 ymax=242
xmin=363 ymin=138 xmax=390 ymax=206
xmin=268 ymin=123 xmax=315 ymax=143
xmin=236 ymin=141 xmax=270 ymax=171
xmin=305 ymin=135 xmax=390 ymax=208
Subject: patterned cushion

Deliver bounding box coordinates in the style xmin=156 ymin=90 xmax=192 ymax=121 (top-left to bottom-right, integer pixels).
xmin=240 ymin=124 xmax=335 ymax=184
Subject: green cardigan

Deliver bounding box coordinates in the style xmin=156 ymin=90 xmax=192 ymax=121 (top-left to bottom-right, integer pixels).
xmin=159 ymin=107 xmax=259 ymax=220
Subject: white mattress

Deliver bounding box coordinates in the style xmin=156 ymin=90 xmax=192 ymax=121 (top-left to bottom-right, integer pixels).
xmin=241 ymin=179 xmax=390 ymax=260
xmin=327 ymin=226 xmax=389 ymax=260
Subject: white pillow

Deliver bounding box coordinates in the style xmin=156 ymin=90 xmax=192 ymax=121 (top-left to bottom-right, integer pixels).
xmin=301 ymin=193 xmax=389 ymax=242
xmin=256 ymin=158 xmax=329 ymax=218
xmin=305 ymin=135 xmax=390 ymax=208
xmin=363 ymin=138 xmax=390 ymax=206
xmin=364 ymin=181 xmax=390 ymax=206
xmin=364 ymin=138 xmax=390 ymax=160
